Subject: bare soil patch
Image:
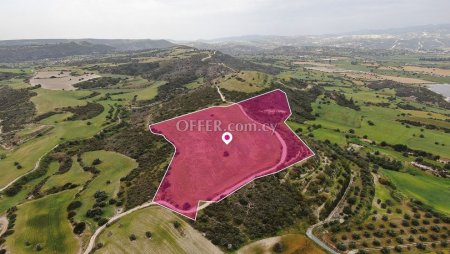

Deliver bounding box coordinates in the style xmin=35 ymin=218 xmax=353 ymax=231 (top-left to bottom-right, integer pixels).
xmin=30 ymin=70 xmax=100 ymax=90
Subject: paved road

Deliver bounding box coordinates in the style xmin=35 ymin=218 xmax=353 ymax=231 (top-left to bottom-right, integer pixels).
xmin=306 ymin=175 xmax=354 ymax=254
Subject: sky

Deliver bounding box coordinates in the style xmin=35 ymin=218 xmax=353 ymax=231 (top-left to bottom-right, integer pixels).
xmin=1 ymin=0 xmax=450 ymax=40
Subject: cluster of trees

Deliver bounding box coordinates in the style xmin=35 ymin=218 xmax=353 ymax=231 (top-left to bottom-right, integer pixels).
xmin=367 ymin=153 xmax=403 ymax=171
xmin=276 ymin=82 xmax=323 ymax=123
xmin=325 ymin=91 xmax=360 ymax=111
xmin=398 ymin=119 xmax=450 ymax=133
xmin=62 ymin=102 xmax=104 ymax=121
xmin=0 ymin=206 xmax=17 ymax=249
xmin=193 ymin=175 xmax=313 ymax=250
xmin=368 ymin=80 xmax=449 ymax=110
xmin=3 ymin=155 xmax=53 ymax=196
xmin=74 ymin=77 xmax=122 ymax=89
xmin=0 ymin=86 xmax=36 ymax=133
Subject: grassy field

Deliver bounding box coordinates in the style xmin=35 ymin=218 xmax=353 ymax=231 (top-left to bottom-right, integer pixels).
xmin=96 ymin=206 xmax=222 ymax=254
xmin=6 ymin=190 xmax=80 ymax=254
xmin=74 ymin=150 xmax=137 ymax=229
xmin=218 ymin=71 xmax=272 ymax=93
xmin=0 ymin=161 xmax=60 ymax=214
xmin=184 ymin=78 xmax=203 ymax=90
xmin=0 ymin=99 xmax=111 ymax=189
xmin=381 ymin=168 xmax=450 ymax=214
xmin=237 ymin=234 xmax=325 ymax=254
xmin=306 ymin=91 xmax=450 ymax=158
xmin=31 ymin=88 xmax=91 ymax=115
xmin=110 ymin=81 xmax=165 ymax=101
xmin=0 ymin=78 xmax=30 ymax=89
xmin=41 ymin=156 xmax=92 ymax=192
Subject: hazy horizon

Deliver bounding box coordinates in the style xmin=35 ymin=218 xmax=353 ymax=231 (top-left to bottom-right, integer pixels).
xmin=1 ymin=0 xmax=450 ymax=41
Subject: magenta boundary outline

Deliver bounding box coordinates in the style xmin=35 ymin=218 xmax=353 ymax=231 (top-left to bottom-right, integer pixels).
xmin=148 ymin=88 xmax=316 ymax=220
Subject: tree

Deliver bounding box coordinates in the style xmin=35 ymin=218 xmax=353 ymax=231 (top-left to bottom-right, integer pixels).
xmin=92 ymin=158 xmax=102 ymax=165
xmin=67 ymin=200 xmax=82 ymax=211
xmin=272 ymin=242 xmax=284 ymax=253
xmin=145 ymin=231 xmax=152 ymax=238
xmin=73 ymin=222 xmax=86 ymax=235
xmin=129 ymin=234 xmax=137 ymax=241
xmin=35 ymin=244 xmax=43 ymax=252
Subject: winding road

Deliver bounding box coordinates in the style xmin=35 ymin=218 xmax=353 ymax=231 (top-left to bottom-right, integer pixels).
xmin=306 ymin=174 xmax=354 ymax=254
xmin=83 ymin=202 xmax=155 ymax=254
xmin=0 ymin=144 xmax=59 ymax=192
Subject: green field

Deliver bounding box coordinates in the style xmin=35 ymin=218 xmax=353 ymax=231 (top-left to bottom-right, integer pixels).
xmin=42 ymin=156 xmax=92 ymax=192
xmin=218 ymin=71 xmax=272 ymax=93
xmin=96 ymin=206 xmax=222 ymax=254
xmin=381 ymin=168 xmax=450 ymax=214
xmin=0 ymin=161 xmax=60 ymax=213
xmin=0 ymin=78 xmax=30 ymax=89
xmin=6 ymin=190 xmax=80 ymax=254
xmin=31 ymin=88 xmax=91 ymax=115
xmin=0 ymin=99 xmax=112 ymax=189
xmin=306 ymin=91 xmax=450 ymax=158
xmin=74 ymin=150 xmax=137 ymax=229
xmin=110 ymin=81 xmax=165 ymax=101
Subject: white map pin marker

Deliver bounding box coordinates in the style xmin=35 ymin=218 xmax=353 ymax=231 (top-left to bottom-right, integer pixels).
xmin=222 ymin=132 xmax=233 ymax=145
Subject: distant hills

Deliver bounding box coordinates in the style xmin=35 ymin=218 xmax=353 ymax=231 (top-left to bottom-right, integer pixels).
xmin=183 ymin=24 xmax=450 ymax=54
xmin=0 ymin=39 xmax=176 ymax=62
xmin=1 ymin=24 xmax=449 ymax=63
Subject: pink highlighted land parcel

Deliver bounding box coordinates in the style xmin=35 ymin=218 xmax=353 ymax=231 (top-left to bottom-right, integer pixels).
xmin=149 ymin=89 xmax=314 ymax=219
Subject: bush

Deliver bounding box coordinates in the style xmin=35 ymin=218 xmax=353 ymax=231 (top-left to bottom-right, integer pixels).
xmin=67 ymin=211 xmax=76 ymax=219
xmin=73 ymin=222 xmax=86 ymax=235
xmin=381 ymin=247 xmax=390 ymax=254
xmin=92 ymin=158 xmax=102 ymax=165
xmin=272 ymin=242 xmax=284 ymax=253
xmin=67 ymin=201 xmax=82 ymax=211
xmin=98 ymin=218 xmax=109 ymax=226
xmin=336 ymin=242 xmax=347 ymax=251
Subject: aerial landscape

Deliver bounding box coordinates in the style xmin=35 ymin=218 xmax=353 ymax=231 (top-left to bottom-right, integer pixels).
xmin=0 ymin=0 xmax=449 ymax=254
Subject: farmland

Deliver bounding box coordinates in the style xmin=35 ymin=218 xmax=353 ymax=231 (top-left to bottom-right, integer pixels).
xmin=6 ymin=190 xmax=80 ymax=254
xmin=0 ymin=42 xmax=449 ymax=254
xmin=96 ymin=206 xmax=222 ymax=254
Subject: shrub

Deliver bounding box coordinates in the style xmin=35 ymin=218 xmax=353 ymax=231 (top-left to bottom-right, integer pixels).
xmin=67 ymin=201 xmax=82 ymax=211
xmin=73 ymin=222 xmax=86 ymax=235
xmin=336 ymin=242 xmax=347 ymax=251
xmin=272 ymin=242 xmax=284 ymax=253
xmin=92 ymin=158 xmax=102 ymax=165
xmin=98 ymin=218 xmax=108 ymax=226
